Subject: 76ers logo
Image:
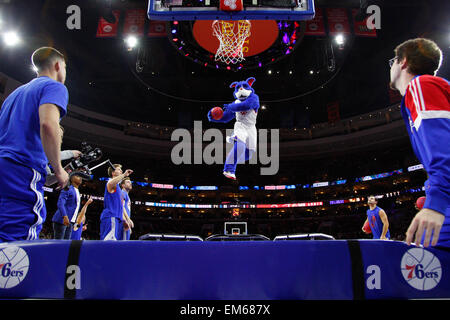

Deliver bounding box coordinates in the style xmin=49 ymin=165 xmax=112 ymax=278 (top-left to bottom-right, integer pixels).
xmin=224 ymin=0 xmax=238 ymax=10
xmin=0 ymin=246 xmax=30 ymax=289
xmin=401 ymin=248 xmax=441 ymax=291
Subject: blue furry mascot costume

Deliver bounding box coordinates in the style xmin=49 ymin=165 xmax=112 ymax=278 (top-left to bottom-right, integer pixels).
xmin=207 ymin=77 xmax=259 ymax=180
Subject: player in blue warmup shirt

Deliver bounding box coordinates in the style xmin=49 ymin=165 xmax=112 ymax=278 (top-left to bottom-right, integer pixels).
xmin=389 ymin=38 xmax=450 ymax=248
xmin=0 ymin=47 xmax=69 ymax=242
xmin=362 ymin=196 xmax=390 ymax=240
xmin=100 ymin=164 xmax=133 ymax=240
xmin=119 ymin=177 xmax=134 ymax=240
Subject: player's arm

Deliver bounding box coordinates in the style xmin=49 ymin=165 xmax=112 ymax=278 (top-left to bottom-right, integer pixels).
xmin=379 ymin=210 xmax=389 ymax=239
xmin=361 ymin=218 xmax=369 ymax=232
xmin=57 ymin=190 xmax=69 ymax=226
xmin=106 ymin=170 xmax=133 ymax=193
xmin=75 ymin=197 xmax=93 ymax=226
xmin=122 ymin=207 xmax=133 ymax=231
xmin=39 ymin=103 xmax=68 ymax=188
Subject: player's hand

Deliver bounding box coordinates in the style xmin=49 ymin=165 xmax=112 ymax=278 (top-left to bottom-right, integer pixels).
xmin=129 ymin=219 xmax=134 ymax=229
xmin=54 ymin=167 xmax=69 ymax=190
xmin=86 ymin=197 xmax=93 ymax=205
xmin=380 ymin=235 xmax=387 ymax=240
xmin=124 ymin=169 xmax=133 ymax=177
xmin=71 ymin=150 xmax=82 ymax=159
xmin=123 ymin=219 xmax=130 ymax=231
xmin=63 ymin=216 xmax=70 ymax=227
xmin=405 ymin=208 xmax=445 ymax=247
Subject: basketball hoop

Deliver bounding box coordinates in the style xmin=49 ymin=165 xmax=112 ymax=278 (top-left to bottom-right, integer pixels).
xmin=212 ymin=20 xmax=251 ymax=65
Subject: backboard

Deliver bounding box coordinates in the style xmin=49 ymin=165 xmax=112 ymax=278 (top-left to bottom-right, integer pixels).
xmin=224 ymin=221 xmax=247 ymax=235
xmin=148 ymin=0 xmax=315 ymax=21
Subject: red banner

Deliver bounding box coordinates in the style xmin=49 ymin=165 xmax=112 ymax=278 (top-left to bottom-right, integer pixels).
xmin=148 ymin=21 xmax=167 ymax=37
xmin=96 ymin=10 xmax=120 ymax=38
xmin=123 ymin=9 xmax=146 ymax=36
xmin=326 ymin=8 xmax=351 ymax=35
xmin=351 ymin=8 xmax=377 ymax=37
xmin=305 ymin=7 xmax=326 ymax=36
xmin=327 ymin=101 xmax=340 ymax=123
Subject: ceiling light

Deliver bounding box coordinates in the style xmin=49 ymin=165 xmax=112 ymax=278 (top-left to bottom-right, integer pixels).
xmin=3 ymin=31 xmax=20 ymax=46
xmin=335 ymin=34 xmax=345 ymax=45
xmin=125 ymin=35 xmax=138 ymax=49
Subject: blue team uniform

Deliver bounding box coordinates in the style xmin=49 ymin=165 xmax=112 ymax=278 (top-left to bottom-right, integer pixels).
xmin=400 ymin=75 xmax=450 ymax=247
xmin=70 ymin=222 xmax=83 ymax=240
xmin=366 ymin=206 xmax=390 ymax=239
xmin=119 ymin=190 xmax=131 ymax=240
xmin=0 ymin=76 xmax=68 ymax=242
xmin=99 ymin=181 xmax=123 ymax=240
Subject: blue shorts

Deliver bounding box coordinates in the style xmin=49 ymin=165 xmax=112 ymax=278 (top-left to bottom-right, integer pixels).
xmin=0 ymin=157 xmax=46 ymax=242
xmin=100 ymin=217 xmax=122 ymax=240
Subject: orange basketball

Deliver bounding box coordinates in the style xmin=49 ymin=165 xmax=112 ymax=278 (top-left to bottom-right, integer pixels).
xmin=363 ymin=220 xmax=372 ymax=234
xmin=211 ymin=107 xmax=223 ymax=120
xmin=416 ymin=196 xmax=426 ymax=210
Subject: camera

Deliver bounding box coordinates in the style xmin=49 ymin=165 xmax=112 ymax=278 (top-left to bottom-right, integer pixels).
xmin=45 ymin=142 xmax=104 ymax=187
xmin=66 ymin=142 xmax=103 ymax=173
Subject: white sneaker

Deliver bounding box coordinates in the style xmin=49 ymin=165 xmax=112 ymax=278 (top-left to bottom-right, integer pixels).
xmin=223 ymin=171 xmax=236 ymax=180
xmin=226 ymin=136 xmax=235 ymax=144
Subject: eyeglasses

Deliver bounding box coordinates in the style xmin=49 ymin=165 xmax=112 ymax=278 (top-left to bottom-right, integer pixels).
xmin=389 ymin=57 xmax=398 ymax=68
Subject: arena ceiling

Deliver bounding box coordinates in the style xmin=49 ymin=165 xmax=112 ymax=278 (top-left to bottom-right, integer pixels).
xmin=0 ymin=0 xmax=448 ymax=128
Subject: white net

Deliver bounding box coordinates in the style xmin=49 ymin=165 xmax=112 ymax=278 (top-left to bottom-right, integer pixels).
xmin=212 ymin=20 xmax=251 ymax=65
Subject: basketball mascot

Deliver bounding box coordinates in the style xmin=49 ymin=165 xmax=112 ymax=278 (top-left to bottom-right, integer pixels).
xmin=207 ymin=77 xmax=260 ymax=180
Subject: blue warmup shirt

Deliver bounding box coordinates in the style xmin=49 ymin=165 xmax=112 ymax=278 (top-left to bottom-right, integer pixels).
xmin=100 ymin=181 xmax=123 ymax=221
xmin=122 ymin=190 xmax=131 ymax=218
xmin=366 ymin=206 xmax=390 ymax=239
xmin=400 ymin=75 xmax=450 ymax=246
xmin=71 ymin=222 xmax=83 ymax=240
xmin=0 ymin=76 xmax=68 ymax=174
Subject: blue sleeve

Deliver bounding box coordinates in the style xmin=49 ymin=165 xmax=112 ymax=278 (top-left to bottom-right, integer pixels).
xmin=225 ymin=94 xmax=259 ymax=113
xmin=417 ymin=118 xmax=450 ymax=215
xmin=39 ymin=82 xmax=69 ymax=118
xmin=57 ymin=190 xmax=69 ymax=218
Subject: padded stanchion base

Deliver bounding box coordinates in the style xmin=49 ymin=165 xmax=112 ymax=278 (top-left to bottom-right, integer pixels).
xmin=0 ymin=240 xmax=449 ymax=299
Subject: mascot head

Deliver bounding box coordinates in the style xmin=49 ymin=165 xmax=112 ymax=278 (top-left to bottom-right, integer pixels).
xmin=230 ymin=77 xmax=255 ymax=101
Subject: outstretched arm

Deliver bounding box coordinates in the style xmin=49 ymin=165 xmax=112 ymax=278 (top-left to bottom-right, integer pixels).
xmin=225 ymin=94 xmax=259 ymax=113
xmin=74 ymin=197 xmax=93 ymax=230
xmin=207 ymin=108 xmax=236 ymax=123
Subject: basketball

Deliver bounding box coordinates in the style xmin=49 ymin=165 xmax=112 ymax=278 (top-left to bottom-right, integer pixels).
xmin=363 ymin=220 xmax=372 ymax=234
xmin=211 ymin=107 xmax=224 ymax=120
xmin=416 ymin=196 xmax=426 ymax=210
